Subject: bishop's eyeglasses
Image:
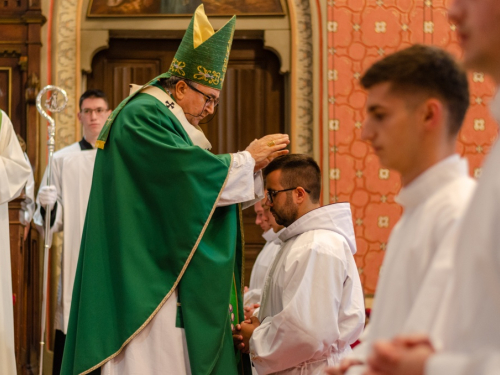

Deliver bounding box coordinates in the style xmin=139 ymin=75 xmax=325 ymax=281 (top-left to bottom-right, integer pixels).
xmin=185 ymin=81 xmax=220 ymax=108
xmin=266 ymin=187 xmax=311 ymax=204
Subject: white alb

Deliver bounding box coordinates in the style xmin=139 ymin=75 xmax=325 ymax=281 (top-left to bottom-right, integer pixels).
xmin=245 ymin=228 xmax=284 ymax=306
xmin=251 ymin=203 xmax=365 ymax=375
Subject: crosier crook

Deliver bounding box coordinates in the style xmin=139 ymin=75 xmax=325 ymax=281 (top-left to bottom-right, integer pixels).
xmin=36 ymin=85 xmax=68 ymax=375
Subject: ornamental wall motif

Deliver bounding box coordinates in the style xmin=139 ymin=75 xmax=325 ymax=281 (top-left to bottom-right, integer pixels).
xmin=327 ymin=0 xmax=498 ymax=294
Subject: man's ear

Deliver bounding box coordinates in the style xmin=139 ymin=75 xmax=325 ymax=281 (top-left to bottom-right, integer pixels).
xmin=295 ymin=187 xmax=308 ymax=203
xmin=421 ymin=98 xmax=443 ymax=132
xmin=175 ymin=81 xmax=188 ymax=101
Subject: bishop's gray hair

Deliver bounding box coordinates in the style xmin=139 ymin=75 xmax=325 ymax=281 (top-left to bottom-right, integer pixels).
xmin=159 ymin=76 xmax=198 ymax=91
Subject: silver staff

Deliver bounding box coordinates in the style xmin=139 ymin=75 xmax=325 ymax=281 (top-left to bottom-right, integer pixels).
xmin=36 ymin=85 xmax=68 ymax=375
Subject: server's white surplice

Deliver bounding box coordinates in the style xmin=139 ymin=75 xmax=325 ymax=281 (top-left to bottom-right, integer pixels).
xmin=0 ymin=110 xmax=30 ymax=375
xmin=250 ymin=203 xmax=365 ymax=375
xmin=245 ymin=228 xmax=283 ymax=306
xmin=34 ymin=143 xmax=97 ymax=334
xmin=347 ymin=154 xmax=476 ymax=375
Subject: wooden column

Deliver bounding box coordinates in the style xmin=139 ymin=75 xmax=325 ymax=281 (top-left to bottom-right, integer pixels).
xmin=1 ymin=0 xmax=45 ymax=373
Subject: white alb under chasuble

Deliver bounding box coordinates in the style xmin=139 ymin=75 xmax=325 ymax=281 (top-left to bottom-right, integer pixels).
xmin=0 ymin=110 xmax=30 ymax=375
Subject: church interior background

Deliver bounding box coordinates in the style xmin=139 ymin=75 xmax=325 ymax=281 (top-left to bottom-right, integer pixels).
xmin=1 ymin=0 xmax=497 ymax=372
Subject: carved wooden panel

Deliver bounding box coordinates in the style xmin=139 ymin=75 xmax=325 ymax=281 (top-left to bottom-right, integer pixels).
xmin=0 ymin=67 xmax=12 ymax=116
xmin=9 ymin=197 xmax=41 ymax=375
xmin=87 ymin=37 xmax=285 ymax=286
xmin=0 ymin=59 xmax=22 ymax=136
xmin=0 ymin=0 xmax=28 ymax=12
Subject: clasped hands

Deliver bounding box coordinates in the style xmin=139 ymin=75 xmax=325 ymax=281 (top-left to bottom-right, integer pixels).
xmin=232 ymin=316 xmax=260 ymax=354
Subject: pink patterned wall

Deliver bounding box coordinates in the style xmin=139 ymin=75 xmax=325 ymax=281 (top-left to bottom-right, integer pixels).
xmin=327 ymin=0 xmax=498 ymax=295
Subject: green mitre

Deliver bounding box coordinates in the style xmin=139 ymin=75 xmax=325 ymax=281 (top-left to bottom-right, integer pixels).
xmin=168 ymin=4 xmax=236 ymax=90
xmin=96 ymin=4 xmax=235 ymax=149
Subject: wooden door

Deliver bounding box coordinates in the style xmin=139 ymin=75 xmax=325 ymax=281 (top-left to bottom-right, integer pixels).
xmin=87 ymin=36 xmax=285 ymax=286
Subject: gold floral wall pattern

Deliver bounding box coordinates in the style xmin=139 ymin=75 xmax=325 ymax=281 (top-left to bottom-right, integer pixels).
xmin=327 ymin=0 xmax=498 ymax=295
xmin=55 ymin=0 xmax=80 ymax=149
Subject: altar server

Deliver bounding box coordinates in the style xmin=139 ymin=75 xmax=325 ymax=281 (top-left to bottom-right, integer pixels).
xmin=245 ymin=200 xmax=284 ymax=307
xmin=34 ymin=89 xmax=111 ymax=374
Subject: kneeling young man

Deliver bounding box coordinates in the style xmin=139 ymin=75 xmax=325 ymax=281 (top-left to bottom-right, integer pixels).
xmin=234 ymin=154 xmax=365 ymax=374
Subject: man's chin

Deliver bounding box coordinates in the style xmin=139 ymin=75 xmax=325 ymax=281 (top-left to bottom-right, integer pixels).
xmin=187 ymin=118 xmax=200 ymax=126
xmin=273 ymin=215 xmax=287 ymax=227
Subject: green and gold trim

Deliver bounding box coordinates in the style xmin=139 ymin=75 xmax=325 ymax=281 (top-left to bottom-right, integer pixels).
xmin=193 ymin=65 xmax=221 ymax=86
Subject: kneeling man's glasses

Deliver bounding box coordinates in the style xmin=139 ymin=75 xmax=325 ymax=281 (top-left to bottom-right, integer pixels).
xmin=267 ymin=187 xmax=311 ymax=204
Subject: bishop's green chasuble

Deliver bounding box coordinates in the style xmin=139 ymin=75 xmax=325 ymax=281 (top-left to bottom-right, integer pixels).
xmin=61 ymin=92 xmax=251 ymax=375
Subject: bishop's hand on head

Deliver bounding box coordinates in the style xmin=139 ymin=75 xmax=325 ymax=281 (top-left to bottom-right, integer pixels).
xmin=246 ymin=134 xmax=290 ymax=173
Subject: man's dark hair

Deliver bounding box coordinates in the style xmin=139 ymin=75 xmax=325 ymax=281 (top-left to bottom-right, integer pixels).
xmin=159 ymin=76 xmax=201 ymax=91
xmin=263 ymin=154 xmax=321 ymax=203
xmin=79 ymin=89 xmax=109 ymax=111
xmin=360 ymin=44 xmax=469 ymax=135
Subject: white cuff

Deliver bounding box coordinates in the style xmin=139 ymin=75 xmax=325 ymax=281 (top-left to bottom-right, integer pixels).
xmin=218 ymin=151 xmax=263 ymax=207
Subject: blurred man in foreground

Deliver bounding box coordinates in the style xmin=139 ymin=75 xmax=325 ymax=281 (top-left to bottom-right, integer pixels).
xmin=360 ymin=1 xmax=500 ymax=374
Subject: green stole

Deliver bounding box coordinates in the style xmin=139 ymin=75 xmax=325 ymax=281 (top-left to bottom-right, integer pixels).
xmin=61 ymin=92 xmax=251 ymax=374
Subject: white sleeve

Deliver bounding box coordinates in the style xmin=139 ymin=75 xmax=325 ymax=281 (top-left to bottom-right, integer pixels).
xmin=344 ymin=343 xmax=371 ymax=374
xmin=34 ymin=157 xmax=64 ymax=245
xmin=345 ymin=326 xmax=377 ymax=375
xmin=250 ymin=241 xmax=363 ymax=374
xmin=426 ymin=351 xmax=500 ymax=375
xmin=244 ymin=288 xmax=262 ymax=306
xmin=19 ymin=152 xmax=36 ymax=225
xmin=0 ymin=111 xmax=30 ymax=205
xmin=217 ymin=151 xmax=264 ymax=208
